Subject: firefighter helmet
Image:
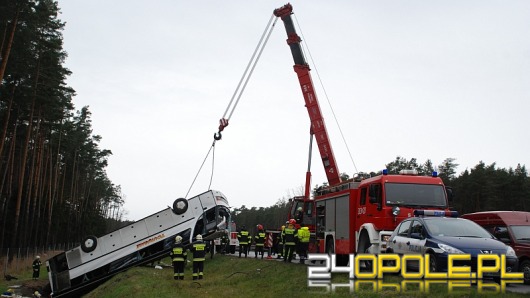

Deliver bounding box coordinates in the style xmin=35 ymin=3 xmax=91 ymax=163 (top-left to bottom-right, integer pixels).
xmin=289 ymin=219 xmax=296 ymax=225
xmin=297 ymin=207 xmax=303 ymax=211
xmin=175 ymin=235 xmax=182 ymax=244
xmin=196 ymin=234 xmax=203 ymax=240
xmin=257 ymin=224 xmax=263 ymax=230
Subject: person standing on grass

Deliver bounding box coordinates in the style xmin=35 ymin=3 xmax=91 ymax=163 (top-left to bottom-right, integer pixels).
xmin=254 ymin=224 xmax=266 ymax=259
xmin=237 ymin=225 xmax=250 ymax=258
xmin=32 ymin=256 xmax=42 ymax=280
xmin=191 ymin=234 xmax=206 ymax=280
xmin=282 ymin=219 xmax=298 ymax=263
xmin=170 ymin=236 xmax=187 ymax=280
xmin=297 ymin=226 xmax=310 ymax=264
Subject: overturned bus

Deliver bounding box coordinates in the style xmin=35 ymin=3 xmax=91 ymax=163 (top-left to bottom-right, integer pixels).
xmin=45 ymin=190 xmax=231 ymax=297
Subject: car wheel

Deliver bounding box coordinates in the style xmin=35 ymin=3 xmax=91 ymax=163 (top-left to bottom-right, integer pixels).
xmin=81 ymin=236 xmax=98 ymax=253
xmin=172 ymin=198 xmax=188 ymax=215
xmin=520 ymin=260 xmax=530 ymax=285
xmin=428 ymin=253 xmax=438 ymax=272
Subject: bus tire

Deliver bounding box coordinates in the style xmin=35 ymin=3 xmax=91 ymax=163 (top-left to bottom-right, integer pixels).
xmin=172 ymin=198 xmax=188 ymax=215
xmin=81 ymin=236 xmax=98 ymax=253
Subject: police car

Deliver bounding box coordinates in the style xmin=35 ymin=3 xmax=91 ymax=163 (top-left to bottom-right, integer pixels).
xmin=386 ymin=210 xmax=518 ymax=277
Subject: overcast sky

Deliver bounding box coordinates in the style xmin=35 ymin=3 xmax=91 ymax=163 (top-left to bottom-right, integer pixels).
xmin=57 ymin=1 xmax=530 ymax=221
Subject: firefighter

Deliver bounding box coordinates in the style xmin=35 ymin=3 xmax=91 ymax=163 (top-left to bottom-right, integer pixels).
xmin=254 ymin=224 xmax=266 ymax=259
xmin=282 ymin=219 xmax=297 ymax=263
xmin=237 ymin=225 xmax=250 ymax=258
xmin=297 ymin=226 xmax=310 ymax=264
xmin=32 ymin=256 xmax=42 ymax=280
xmin=295 ymin=206 xmax=304 ymax=224
xmin=277 ymin=224 xmax=286 ymax=259
xmin=220 ymin=231 xmax=229 ymax=254
xmin=190 ymin=234 xmax=206 ymax=280
xmin=170 ymin=236 xmax=187 ymax=280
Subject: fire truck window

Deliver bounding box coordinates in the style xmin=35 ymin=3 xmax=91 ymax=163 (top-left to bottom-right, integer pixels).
xmin=397 ymin=221 xmax=412 ymax=237
xmin=292 ymin=201 xmax=303 ymax=218
xmin=369 ymin=184 xmax=382 ymax=205
xmin=360 ymin=188 xmax=367 ymax=205
xmin=304 ymin=202 xmax=313 ymax=216
xmin=316 ymin=204 xmax=325 ymax=236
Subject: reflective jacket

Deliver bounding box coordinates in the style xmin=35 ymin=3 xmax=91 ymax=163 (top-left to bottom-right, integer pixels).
xmin=238 ymin=230 xmax=250 ymax=245
xmin=297 ymin=227 xmax=310 ymax=243
xmin=191 ymin=241 xmax=207 ymax=261
xmin=282 ymin=227 xmax=297 ymax=245
xmin=254 ymin=232 xmax=266 ymax=246
xmin=32 ymin=259 xmax=42 ymax=270
xmin=170 ymin=243 xmax=187 ymax=262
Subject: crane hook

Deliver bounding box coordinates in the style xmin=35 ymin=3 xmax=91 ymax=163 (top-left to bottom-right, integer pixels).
xmin=214 ymin=132 xmax=222 ymax=140
xmin=214 ymin=118 xmax=229 ymax=141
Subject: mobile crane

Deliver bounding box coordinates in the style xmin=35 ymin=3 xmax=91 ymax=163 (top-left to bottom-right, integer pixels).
xmin=273 ymin=4 xmax=453 ymax=261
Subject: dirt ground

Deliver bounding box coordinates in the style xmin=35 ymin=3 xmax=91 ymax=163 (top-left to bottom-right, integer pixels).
xmin=4 ymin=279 xmax=49 ymax=297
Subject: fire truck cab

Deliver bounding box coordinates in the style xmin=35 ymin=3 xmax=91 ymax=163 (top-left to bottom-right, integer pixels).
xmin=315 ymin=170 xmax=452 ymax=259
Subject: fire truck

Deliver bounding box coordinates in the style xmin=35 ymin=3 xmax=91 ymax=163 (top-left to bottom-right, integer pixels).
xmin=214 ymin=221 xmax=239 ymax=254
xmin=45 ymin=190 xmax=231 ymax=297
xmin=273 ymin=4 xmax=453 ymax=262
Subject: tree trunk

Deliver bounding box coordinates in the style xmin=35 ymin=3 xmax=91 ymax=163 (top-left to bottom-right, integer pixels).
xmin=0 ymin=85 xmax=14 ymax=164
xmin=11 ymin=61 xmax=38 ymax=247
xmin=0 ymin=127 xmax=16 ymax=251
xmin=0 ymin=8 xmax=19 ymax=85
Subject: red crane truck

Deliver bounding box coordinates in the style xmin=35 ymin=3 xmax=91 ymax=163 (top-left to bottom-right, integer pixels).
xmin=273 ymin=4 xmax=453 ymax=261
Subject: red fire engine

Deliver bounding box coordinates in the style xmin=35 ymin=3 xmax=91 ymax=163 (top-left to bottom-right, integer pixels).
xmin=273 ymin=4 xmax=453 ymax=262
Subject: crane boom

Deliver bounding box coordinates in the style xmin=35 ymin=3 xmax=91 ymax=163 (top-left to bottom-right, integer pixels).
xmin=274 ymin=4 xmax=341 ymax=187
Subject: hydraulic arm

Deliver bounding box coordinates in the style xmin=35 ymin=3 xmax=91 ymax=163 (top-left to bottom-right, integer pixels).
xmin=274 ymin=4 xmax=341 ymax=187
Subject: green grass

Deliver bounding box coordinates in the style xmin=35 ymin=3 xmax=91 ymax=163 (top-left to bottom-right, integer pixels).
xmin=82 ymin=255 xmax=528 ymax=298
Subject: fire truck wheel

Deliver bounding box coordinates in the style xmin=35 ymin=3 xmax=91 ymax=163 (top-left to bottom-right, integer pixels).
xmin=172 ymin=198 xmax=188 ymax=215
xmin=326 ymin=240 xmax=334 ymax=255
xmin=358 ymin=233 xmax=372 ymax=271
xmin=81 ymin=236 xmax=98 ymax=253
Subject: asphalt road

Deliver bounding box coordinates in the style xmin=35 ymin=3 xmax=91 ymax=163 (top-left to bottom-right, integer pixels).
xmin=506 ymin=284 xmax=530 ymax=294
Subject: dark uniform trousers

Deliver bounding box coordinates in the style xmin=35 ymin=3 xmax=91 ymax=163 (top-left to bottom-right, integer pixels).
xmin=191 ymin=241 xmax=206 ymax=280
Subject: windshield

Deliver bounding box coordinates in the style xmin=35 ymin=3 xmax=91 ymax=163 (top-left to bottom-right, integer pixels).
xmin=385 ymin=183 xmax=447 ymax=207
xmin=425 ymin=218 xmax=493 ymax=238
xmin=511 ymin=225 xmax=530 ymax=241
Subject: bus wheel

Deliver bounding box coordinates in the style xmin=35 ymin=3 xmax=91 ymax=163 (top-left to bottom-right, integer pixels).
xmin=172 ymin=198 xmax=188 ymax=215
xmin=81 ymin=236 xmax=98 ymax=253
